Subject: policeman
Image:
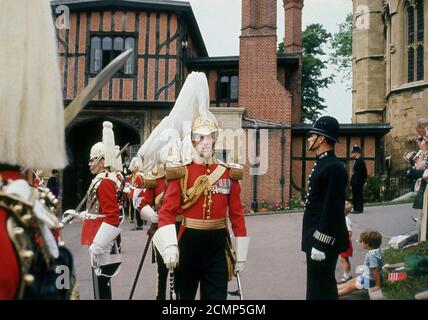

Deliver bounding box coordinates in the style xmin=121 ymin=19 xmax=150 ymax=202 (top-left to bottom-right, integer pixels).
xmin=350 ymin=145 xmax=367 ymax=213
xmin=302 ymin=116 xmax=349 ymax=300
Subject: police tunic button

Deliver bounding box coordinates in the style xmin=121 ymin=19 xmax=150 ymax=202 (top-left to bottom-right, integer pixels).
xmin=207 ymin=169 xmax=211 ymax=174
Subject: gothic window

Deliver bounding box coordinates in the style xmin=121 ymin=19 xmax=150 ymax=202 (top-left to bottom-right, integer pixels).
xmin=407 ymin=0 xmax=424 ymax=82
xmin=89 ymin=34 xmax=135 ymax=75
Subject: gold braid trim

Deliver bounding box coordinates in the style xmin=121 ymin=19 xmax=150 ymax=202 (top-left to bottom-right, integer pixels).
xmin=166 ymin=165 xmax=186 ymax=180
xmin=143 ymin=178 xmax=157 ymax=189
xmin=154 ymin=191 xmax=165 ymax=210
xmin=230 ymin=167 xmax=243 ymax=181
xmin=180 ymin=174 xmax=211 ymax=211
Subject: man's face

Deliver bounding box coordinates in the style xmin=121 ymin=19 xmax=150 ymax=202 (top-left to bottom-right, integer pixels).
xmin=351 ymin=152 xmax=360 ymax=159
xmin=193 ymin=133 xmax=215 ymax=159
xmin=88 ymin=157 xmax=104 ymax=174
xmin=416 ymin=126 xmax=426 ymax=137
xmin=307 ymin=133 xmax=321 ymax=152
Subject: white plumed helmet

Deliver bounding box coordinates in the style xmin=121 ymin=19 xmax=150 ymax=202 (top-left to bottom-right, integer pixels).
xmin=89 ymin=121 xmax=116 ymax=169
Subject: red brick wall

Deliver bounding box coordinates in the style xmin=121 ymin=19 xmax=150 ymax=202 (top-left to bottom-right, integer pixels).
xmin=239 ymin=36 xmax=292 ymax=124
xmin=240 ymin=129 xmax=292 ymax=210
xmin=238 ymin=0 xmax=303 ymax=209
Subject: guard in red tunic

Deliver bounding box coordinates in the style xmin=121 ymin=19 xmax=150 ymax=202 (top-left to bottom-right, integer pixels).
xmin=63 ymin=121 xmax=121 ymax=300
xmin=128 ymin=157 xmax=144 ymax=230
xmin=153 ymin=115 xmax=250 ymax=300
xmin=0 ymin=0 xmax=76 ymax=300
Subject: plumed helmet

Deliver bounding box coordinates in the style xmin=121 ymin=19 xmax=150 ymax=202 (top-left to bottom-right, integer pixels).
xmin=89 ymin=121 xmax=116 ymax=168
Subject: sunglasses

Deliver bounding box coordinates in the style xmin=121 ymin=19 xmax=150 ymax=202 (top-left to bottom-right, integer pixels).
xmin=417 ymin=137 xmax=425 ymax=142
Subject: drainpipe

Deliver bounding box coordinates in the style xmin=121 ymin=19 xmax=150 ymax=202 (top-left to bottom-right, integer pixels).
xmin=248 ymin=118 xmax=259 ymax=212
xmin=280 ymin=128 xmax=285 ymax=208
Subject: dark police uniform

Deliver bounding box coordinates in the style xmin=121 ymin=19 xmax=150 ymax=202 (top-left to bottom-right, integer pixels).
xmin=351 ymin=147 xmax=367 ymax=213
xmin=301 ymin=116 xmax=349 ymax=300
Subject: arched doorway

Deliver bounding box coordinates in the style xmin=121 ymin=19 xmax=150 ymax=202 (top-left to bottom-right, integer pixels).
xmin=63 ymin=118 xmax=140 ymax=209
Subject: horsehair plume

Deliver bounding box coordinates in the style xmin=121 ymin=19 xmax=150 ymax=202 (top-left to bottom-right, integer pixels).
xmin=102 ymin=121 xmax=116 ymax=169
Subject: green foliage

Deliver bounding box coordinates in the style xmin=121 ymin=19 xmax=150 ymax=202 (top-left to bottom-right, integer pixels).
xmin=363 ymin=175 xmax=383 ymax=203
xmin=289 ymin=193 xmax=304 ymax=210
xmin=330 ymin=13 xmax=353 ymax=86
xmin=301 ymin=24 xmax=334 ymax=123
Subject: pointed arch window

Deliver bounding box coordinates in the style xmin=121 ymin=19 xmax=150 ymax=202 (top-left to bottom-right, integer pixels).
xmin=407 ymin=0 xmax=424 ymax=82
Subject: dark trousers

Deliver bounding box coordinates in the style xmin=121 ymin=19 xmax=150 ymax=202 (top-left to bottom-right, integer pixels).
xmin=177 ymin=229 xmax=228 ymax=300
xmin=155 ymin=247 xmax=169 ymax=300
xmin=130 ymin=201 xmax=144 ymax=228
xmin=306 ymin=253 xmax=339 ymax=300
xmin=352 ymin=184 xmax=364 ymax=212
xmin=92 ymin=268 xmax=112 ymax=300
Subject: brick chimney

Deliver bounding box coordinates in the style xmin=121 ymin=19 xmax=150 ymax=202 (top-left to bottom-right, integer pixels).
xmin=239 ymin=0 xmax=291 ymax=124
xmin=283 ymin=0 xmax=303 ymax=53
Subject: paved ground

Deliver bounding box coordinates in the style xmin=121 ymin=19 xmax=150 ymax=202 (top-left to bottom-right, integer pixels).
xmin=62 ymin=203 xmax=418 ymax=300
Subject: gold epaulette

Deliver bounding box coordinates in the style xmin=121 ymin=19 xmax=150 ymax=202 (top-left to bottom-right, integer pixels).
xmin=228 ymin=163 xmax=244 ymax=181
xmin=166 ymin=165 xmax=186 ymax=180
xmin=143 ymin=178 xmax=157 ymax=189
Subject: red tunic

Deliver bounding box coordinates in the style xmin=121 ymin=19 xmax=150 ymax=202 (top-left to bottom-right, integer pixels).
xmin=158 ymin=163 xmax=247 ymax=239
xmin=81 ymin=178 xmax=120 ymax=245
xmin=130 ymin=174 xmax=143 ymax=199
xmin=139 ymin=177 xmax=166 ymax=210
xmin=33 ymin=177 xmax=41 ymax=188
xmin=0 ymin=170 xmax=26 ymax=299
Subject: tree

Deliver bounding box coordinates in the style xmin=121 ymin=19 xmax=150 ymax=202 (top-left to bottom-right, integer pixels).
xmin=330 ymin=13 xmax=353 ymax=85
xmin=279 ymin=23 xmax=334 ymax=123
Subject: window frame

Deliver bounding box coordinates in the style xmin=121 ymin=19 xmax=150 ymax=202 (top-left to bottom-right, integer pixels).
xmin=216 ymin=73 xmax=239 ymax=104
xmin=88 ymin=32 xmax=137 ymax=78
xmin=405 ymin=0 xmax=424 ymax=83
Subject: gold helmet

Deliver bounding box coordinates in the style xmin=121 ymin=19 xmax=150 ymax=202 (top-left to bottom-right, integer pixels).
xmin=192 ymin=116 xmax=218 ymax=137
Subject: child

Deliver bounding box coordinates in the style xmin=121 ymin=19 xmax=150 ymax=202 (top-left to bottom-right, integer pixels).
xmin=338 ymin=230 xmax=383 ymax=296
xmin=338 ymin=201 xmax=353 ymax=283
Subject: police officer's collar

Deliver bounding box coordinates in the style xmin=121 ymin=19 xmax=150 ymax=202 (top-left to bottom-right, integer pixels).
xmin=316 ymin=150 xmax=334 ymax=160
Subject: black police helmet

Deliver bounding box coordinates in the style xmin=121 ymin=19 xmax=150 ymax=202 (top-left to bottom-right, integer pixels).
xmin=308 ymin=116 xmax=340 ymax=143
xmin=351 ymin=145 xmax=362 ymax=153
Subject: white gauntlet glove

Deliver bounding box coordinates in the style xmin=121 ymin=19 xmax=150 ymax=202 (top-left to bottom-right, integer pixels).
xmin=235 ymin=236 xmax=250 ymax=275
xmin=89 ymin=243 xmax=105 ymax=256
xmin=162 ymin=245 xmax=179 ymax=269
xmin=235 ymin=261 xmax=245 ymax=274
xmin=311 ymin=247 xmax=326 ymax=261
xmin=140 ymin=205 xmax=159 ymax=223
xmin=62 ymin=209 xmax=88 ymax=224
xmin=153 ymin=224 xmax=179 ymax=269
